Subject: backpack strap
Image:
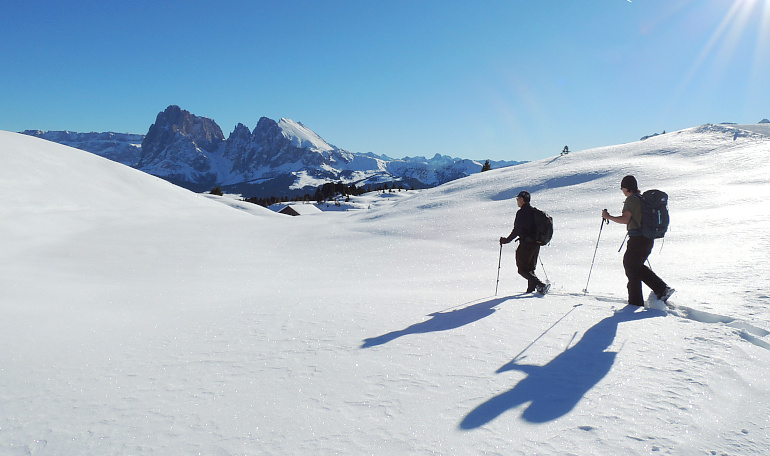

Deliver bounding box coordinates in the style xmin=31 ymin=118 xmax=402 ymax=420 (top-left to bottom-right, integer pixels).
xmin=627 ymin=193 xmax=643 ymax=235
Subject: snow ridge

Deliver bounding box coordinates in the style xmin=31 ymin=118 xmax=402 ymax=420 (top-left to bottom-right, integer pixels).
xmin=277 ymin=118 xmax=334 ymax=152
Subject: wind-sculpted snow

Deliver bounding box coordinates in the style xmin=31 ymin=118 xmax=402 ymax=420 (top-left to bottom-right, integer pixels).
xmin=2 ymin=125 xmax=770 ymax=455
xmin=666 ymin=301 xmax=770 ymax=349
xmin=489 ymin=171 xmax=610 ymax=201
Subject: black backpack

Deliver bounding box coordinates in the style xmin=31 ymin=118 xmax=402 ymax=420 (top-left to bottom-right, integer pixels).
xmin=532 ymin=207 xmax=554 ymax=245
xmin=635 ymin=190 xmax=669 ymax=239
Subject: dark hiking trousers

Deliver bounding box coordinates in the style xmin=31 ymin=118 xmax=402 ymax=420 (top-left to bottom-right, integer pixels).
xmin=623 ymin=235 xmax=667 ymax=306
xmin=516 ymin=241 xmax=544 ymax=292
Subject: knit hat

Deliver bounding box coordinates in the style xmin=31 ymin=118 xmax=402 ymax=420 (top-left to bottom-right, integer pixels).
xmin=620 ymin=175 xmax=638 ymax=192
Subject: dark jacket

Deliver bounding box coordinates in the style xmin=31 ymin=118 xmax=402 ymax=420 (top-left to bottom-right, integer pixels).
xmin=502 ymin=203 xmax=537 ymax=244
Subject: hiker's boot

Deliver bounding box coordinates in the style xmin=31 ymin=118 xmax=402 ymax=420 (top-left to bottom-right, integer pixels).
xmin=659 ymin=287 xmax=675 ymax=302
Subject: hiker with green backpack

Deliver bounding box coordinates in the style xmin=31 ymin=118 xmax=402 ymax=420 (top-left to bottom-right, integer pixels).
xmin=602 ymin=175 xmax=675 ymax=307
xmin=500 ymin=190 xmax=551 ymax=295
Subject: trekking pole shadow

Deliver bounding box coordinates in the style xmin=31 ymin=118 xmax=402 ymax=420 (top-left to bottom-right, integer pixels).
xmin=509 ymin=304 xmax=582 ymax=363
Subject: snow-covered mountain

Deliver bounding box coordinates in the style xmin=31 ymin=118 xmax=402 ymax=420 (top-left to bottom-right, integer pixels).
xmin=23 ymin=105 xmax=523 ymax=197
xmin=2 ymin=122 xmax=769 ymax=455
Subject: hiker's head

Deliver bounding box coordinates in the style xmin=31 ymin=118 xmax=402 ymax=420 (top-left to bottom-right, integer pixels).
xmin=620 ymin=175 xmax=639 ymax=194
xmin=516 ymin=190 xmax=531 ymax=206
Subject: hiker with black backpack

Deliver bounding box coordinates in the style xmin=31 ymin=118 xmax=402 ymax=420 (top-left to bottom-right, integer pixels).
xmin=602 ymin=175 xmax=675 ymax=307
xmin=500 ymin=191 xmax=551 ymax=295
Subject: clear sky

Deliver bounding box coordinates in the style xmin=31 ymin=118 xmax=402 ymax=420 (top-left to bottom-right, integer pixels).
xmin=2 ymin=0 xmax=769 ymax=161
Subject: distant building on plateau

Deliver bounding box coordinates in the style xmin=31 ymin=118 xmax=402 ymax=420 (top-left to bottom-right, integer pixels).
xmin=276 ymin=204 xmax=323 ymax=216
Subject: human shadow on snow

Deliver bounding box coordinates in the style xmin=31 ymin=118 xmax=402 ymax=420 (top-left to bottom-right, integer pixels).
xmin=460 ymin=306 xmax=664 ymax=429
xmin=360 ymin=295 xmax=530 ymax=349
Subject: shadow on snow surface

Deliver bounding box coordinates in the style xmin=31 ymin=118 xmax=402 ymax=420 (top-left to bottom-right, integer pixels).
xmin=460 ymin=305 xmax=665 ymax=428
xmin=360 ymin=294 xmax=531 ymax=349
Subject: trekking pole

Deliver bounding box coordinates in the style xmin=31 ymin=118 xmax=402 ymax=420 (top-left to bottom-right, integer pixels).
xmin=538 ymin=254 xmax=550 ymax=283
xmin=618 ymin=232 xmax=628 ymax=253
xmin=495 ymin=243 xmax=503 ymax=296
xmin=584 ymin=216 xmax=609 ymax=295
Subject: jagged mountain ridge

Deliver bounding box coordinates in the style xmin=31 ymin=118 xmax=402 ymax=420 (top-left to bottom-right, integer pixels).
xmin=23 ymin=105 xmax=524 ymax=197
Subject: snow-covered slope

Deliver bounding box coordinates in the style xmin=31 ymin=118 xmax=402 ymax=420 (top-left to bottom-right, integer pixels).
xmin=277 ymin=117 xmax=335 ymax=152
xmin=1 ymin=125 xmax=769 ymax=455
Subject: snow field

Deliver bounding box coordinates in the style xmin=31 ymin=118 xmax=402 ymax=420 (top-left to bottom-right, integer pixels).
xmin=1 ymin=127 xmax=769 ymax=455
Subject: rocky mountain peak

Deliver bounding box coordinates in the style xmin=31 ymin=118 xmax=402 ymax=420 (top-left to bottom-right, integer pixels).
xmin=135 ymin=105 xmax=227 ymax=188
xmin=252 ymin=117 xmax=283 ymax=144
xmin=25 ymin=105 xmax=524 ymax=196
xmin=140 ymin=105 xmax=225 ymax=164
xmin=228 ymin=123 xmax=252 ymax=140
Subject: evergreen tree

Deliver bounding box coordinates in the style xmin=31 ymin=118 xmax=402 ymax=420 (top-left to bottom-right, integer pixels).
xmin=481 ymin=160 xmax=492 ymax=172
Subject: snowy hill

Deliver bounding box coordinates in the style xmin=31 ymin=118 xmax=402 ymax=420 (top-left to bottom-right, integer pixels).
xmin=23 ymin=105 xmax=524 ymax=198
xmin=1 ymin=124 xmax=769 ymax=455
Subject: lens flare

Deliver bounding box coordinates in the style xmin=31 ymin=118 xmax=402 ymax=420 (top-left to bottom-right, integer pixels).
xmin=668 ymin=0 xmax=770 ymax=116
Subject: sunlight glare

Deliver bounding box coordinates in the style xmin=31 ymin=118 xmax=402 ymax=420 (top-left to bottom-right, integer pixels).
xmin=671 ymin=0 xmax=770 ymax=111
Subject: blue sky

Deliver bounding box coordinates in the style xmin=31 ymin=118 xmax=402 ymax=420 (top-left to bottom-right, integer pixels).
xmin=2 ymin=0 xmax=769 ymax=161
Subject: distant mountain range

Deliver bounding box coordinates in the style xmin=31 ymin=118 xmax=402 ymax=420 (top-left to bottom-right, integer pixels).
xmin=22 ymin=105 xmax=524 ymax=197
